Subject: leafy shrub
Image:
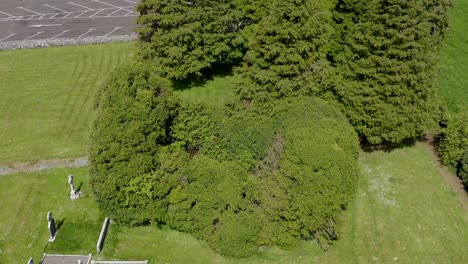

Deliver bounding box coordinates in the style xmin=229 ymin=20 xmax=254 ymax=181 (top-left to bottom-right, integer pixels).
xmin=458 ymin=151 xmax=468 ymax=187
xmin=89 ymin=63 xmax=176 ymax=225
xmin=159 ymin=97 xmax=359 ymax=257
xmin=438 ymin=110 xmax=468 ymax=166
xmin=90 ymin=92 xmax=359 ymax=257
xmin=437 ymin=109 xmax=468 ymax=187
xmin=253 ymin=98 xmax=359 ymax=247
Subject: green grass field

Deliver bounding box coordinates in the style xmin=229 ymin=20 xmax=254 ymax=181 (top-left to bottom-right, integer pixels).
xmin=437 ymin=0 xmax=468 ymax=112
xmin=0 ymin=43 xmax=134 ymax=165
xmin=1 ymin=143 xmax=466 ymax=263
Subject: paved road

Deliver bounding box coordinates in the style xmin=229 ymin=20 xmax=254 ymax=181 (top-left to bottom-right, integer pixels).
xmin=0 ymin=0 xmax=138 ymax=42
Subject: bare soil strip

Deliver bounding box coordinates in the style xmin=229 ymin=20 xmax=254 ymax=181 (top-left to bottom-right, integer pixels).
xmin=0 ymin=156 xmax=88 ymax=176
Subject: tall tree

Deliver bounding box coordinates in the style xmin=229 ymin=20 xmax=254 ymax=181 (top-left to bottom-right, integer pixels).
xmin=332 ymin=0 xmax=452 ymax=144
xmin=137 ymin=0 xmax=245 ymax=80
xmin=236 ymin=0 xmax=334 ymax=110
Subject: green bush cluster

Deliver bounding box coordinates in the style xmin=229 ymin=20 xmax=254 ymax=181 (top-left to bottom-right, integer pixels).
xmin=89 ymin=63 xmax=176 ymax=224
xmin=90 ymin=0 xmax=454 ymax=258
xmin=331 ymin=0 xmax=453 ymax=144
xmin=90 ymin=76 xmax=360 ymax=256
xmin=437 ymin=109 xmax=468 ymax=187
xmin=136 ymin=0 xmax=452 ymax=145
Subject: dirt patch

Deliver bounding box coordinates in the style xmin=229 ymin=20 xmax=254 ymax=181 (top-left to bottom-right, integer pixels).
xmin=0 ymin=156 xmax=88 ymax=176
xmin=424 ymin=135 xmax=468 ymax=211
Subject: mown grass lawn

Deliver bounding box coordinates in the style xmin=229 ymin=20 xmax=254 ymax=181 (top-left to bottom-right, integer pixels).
xmin=437 ymin=0 xmax=468 ymax=112
xmin=0 ymin=43 xmax=134 ymax=165
xmin=1 ymin=144 xmax=466 ymax=263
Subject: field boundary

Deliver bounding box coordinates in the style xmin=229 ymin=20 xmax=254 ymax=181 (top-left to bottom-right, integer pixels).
xmin=0 ymin=156 xmax=88 ymax=176
xmin=0 ymin=34 xmax=136 ymax=51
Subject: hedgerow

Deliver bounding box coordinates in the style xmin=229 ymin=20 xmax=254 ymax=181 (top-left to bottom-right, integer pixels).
xmin=437 ymin=109 xmax=468 ymax=188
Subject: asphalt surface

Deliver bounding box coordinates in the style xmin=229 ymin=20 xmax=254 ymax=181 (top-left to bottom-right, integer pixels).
xmin=0 ymin=0 xmax=138 ymax=42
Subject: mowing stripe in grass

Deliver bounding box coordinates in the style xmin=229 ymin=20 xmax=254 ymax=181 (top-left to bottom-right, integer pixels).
xmin=0 ymin=43 xmax=134 ymax=165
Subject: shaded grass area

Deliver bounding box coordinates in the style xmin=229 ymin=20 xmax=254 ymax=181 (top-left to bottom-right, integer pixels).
xmin=1 ymin=144 xmax=466 ymax=263
xmin=175 ymin=75 xmax=238 ymax=108
xmin=437 ymin=0 xmax=468 ymax=112
xmin=0 ymin=43 xmax=134 ymax=165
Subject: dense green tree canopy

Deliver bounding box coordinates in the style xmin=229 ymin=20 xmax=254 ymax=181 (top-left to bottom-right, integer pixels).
xmin=89 ymin=63 xmax=176 ymax=224
xmin=90 ymin=82 xmax=360 ymax=256
xmin=236 ymin=0 xmax=333 ymax=110
xmin=137 ymin=0 xmax=245 ymax=80
xmin=90 ymin=0 xmax=454 ymax=258
xmin=331 ymin=0 xmax=452 ymax=144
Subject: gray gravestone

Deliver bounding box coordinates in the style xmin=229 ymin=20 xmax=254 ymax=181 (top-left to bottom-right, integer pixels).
xmin=47 ymin=211 xmax=57 ymax=241
xmin=68 ymin=174 xmax=76 ymax=199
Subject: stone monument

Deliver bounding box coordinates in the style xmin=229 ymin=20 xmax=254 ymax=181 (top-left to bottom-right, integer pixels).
xmin=47 ymin=211 xmax=57 ymax=242
xmin=68 ymin=174 xmax=81 ymax=200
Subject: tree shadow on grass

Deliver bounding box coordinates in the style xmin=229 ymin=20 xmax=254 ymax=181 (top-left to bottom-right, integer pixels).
xmin=173 ymin=64 xmax=236 ymax=91
xmin=361 ymin=137 xmax=417 ymax=153
xmin=56 ymin=218 xmax=65 ymax=231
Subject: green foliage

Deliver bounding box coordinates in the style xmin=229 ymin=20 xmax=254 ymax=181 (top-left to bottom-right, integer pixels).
xmin=331 ymin=0 xmax=452 ymax=144
xmin=437 ymin=109 xmax=468 ymax=187
xmin=146 ymin=98 xmax=358 ymax=257
xmin=91 ymin=88 xmax=359 ymax=257
xmin=90 ymin=0 xmax=456 ymax=258
xmin=458 ymin=150 xmax=468 ymax=187
xmin=253 ymin=98 xmax=359 ymax=248
xmin=170 ymin=102 xmax=219 ymax=154
xmin=89 ymin=63 xmax=176 ymax=225
xmin=137 ymin=0 xmax=245 ymax=80
xmin=438 ymin=109 xmax=468 ymax=166
xmin=237 ymin=0 xmax=333 ymax=110
xmin=164 ymin=155 xmax=260 ymax=257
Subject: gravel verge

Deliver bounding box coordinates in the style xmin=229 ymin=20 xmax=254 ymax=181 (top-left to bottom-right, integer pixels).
xmin=0 ymin=156 xmax=89 ymax=176
xmin=0 ymin=35 xmax=136 ymax=51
